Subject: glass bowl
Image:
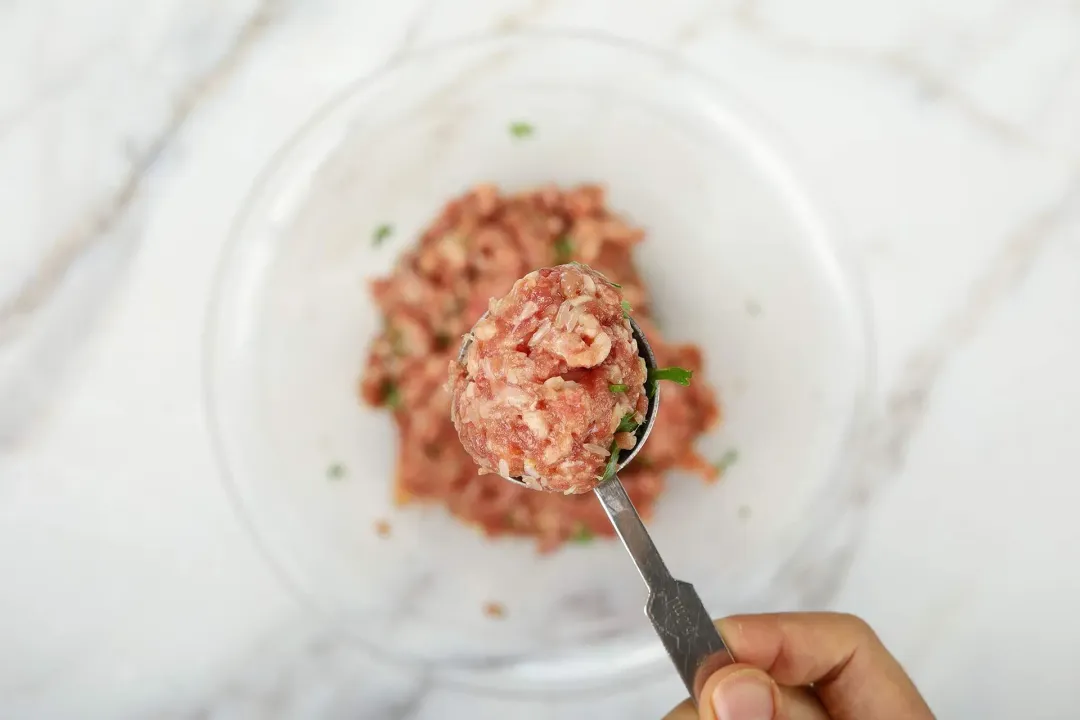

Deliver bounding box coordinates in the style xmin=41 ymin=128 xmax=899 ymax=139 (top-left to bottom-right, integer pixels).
xmin=205 ymin=30 xmax=872 ymax=696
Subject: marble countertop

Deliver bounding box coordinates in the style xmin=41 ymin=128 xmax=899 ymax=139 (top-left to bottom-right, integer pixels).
xmin=2 ymin=0 xmax=1079 ymax=717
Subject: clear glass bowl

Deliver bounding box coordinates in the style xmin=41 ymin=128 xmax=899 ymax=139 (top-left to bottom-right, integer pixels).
xmin=205 ymin=30 xmax=872 ymax=696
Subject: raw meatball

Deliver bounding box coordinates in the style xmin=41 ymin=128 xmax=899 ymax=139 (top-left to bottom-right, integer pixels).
xmin=448 ymin=263 xmax=648 ymax=494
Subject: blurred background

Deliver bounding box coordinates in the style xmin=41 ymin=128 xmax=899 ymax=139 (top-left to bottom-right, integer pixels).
xmin=2 ymin=0 xmax=1080 ymax=718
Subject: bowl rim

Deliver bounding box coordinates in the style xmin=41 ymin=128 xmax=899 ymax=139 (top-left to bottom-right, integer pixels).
xmin=202 ymin=25 xmax=877 ymax=700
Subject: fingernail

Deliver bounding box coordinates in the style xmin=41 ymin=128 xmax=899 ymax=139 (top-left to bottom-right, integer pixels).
xmin=711 ymin=669 xmax=775 ymax=720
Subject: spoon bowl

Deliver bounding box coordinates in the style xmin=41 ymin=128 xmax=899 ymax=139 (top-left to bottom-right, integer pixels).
xmin=456 ymin=313 xmax=660 ymax=486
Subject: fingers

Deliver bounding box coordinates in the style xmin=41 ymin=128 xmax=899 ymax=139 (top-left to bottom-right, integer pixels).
xmin=717 ymin=613 xmax=935 ymax=720
xmin=716 ymin=613 xmax=874 ymax=686
xmin=664 ymin=614 xmax=933 ymax=720
xmin=663 ymin=663 xmax=829 ymax=720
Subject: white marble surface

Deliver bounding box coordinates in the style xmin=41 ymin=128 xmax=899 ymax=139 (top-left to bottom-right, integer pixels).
xmin=2 ymin=0 xmax=1079 ymax=717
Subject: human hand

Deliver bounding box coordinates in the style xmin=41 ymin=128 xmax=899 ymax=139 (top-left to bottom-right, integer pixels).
xmin=664 ymin=612 xmax=935 ymax=720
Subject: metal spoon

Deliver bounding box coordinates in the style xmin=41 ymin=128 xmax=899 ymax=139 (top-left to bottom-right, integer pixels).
xmin=458 ymin=315 xmax=735 ymax=700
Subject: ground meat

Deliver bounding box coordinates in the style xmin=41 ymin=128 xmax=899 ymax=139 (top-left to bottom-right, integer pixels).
xmin=448 ymin=264 xmax=649 ymax=494
xmin=359 ymin=184 xmax=720 ymax=551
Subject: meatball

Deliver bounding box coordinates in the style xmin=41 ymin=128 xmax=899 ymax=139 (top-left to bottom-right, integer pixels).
xmin=448 ymin=263 xmax=649 ymax=494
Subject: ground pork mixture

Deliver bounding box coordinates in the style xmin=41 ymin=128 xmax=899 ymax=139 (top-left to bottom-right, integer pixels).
xmin=360 ymin=184 xmax=721 ymax=551
xmin=448 ymin=264 xmax=649 ymax=494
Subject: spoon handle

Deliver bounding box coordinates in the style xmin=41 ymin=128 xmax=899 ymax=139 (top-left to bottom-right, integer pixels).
xmin=594 ymin=476 xmax=736 ymax=699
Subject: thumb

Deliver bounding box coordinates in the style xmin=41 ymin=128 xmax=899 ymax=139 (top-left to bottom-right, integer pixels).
xmin=700 ymin=665 xmax=780 ymax=720
xmin=664 ymin=665 xmax=828 ymax=720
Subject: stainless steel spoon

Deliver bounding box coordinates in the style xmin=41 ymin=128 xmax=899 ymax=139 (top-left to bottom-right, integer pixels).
xmin=458 ymin=315 xmax=735 ymax=700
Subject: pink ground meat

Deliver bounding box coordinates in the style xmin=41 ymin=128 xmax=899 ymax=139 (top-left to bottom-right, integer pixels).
xmin=449 ymin=264 xmax=648 ymax=494
xmin=359 ymin=183 xmax=721 ymax=552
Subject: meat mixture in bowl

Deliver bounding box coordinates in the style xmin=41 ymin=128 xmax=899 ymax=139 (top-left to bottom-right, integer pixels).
xmin=360 ymin=184 xmax=720 ymax=551
xmin=449 ymin=263 xmax=649 ymax=494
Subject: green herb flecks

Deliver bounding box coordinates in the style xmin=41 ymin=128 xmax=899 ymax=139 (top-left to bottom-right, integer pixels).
xmin=715 ymin=449 xmax=740 ymax=474
xmin=649 ymin=366 xmax=692 ymax=387
xmin=598 ymin=439 xmax=621 ymax=484
xmin=373 ymin=224 xmax=393 ymax=246
xmin=570 ymin=523 xmax=595 ymax=544
xmin=434 ymin=332 xmax=452 ymax=351
xmin=609 ymin=383 xmax=629 ymax=394
xmin=646 ymin=366 xmax=692 ymax=399
xmin=509 ymin=121 xmax=535 ymax=139
xmin=620 ymin=300 xmax=632 ymax=317
xmin=326 ymin=462 xmax=346 ymax=480
xmin=616 ymin=412 xmax=640 ymax=434
xmin=554 ymin=235 xmax=574 ymax=264
xmin=381 ymin=380 xmax=401 ymax=410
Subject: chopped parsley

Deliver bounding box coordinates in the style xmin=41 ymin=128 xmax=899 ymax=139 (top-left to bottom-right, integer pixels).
xmin=326 ymin=462 xmax=346 ymax=480
xmin=554 ymin=235 xmax=574 ymax=264
xmin=621 ymin=300 xmax=633 ymax=317
xmin=372 ymin=223 xmax=393 ymax=246
xmin=648 ymin=366 xmax=693 ymax=388
xmin=569 ymin=524 xmax=595 ymax=543
xmin=616 ymin=412 xmax=640 ymax=433
xmin=645 ymin=366 xmax=691 ymax=399
xmin=715 ymin=449 xmax=740 ymax=474
xmin=608 ymin=281 xmax=622 ymax=288
xmin=381 ymin=380 xmax=401 ymax=410
xmin=509 ymin=121 xmax=535 ymax=139
xmin=609 ymin=383 xmax=629 ymax=394
xmin=598 ymin=439 xmax=621 ymax=483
